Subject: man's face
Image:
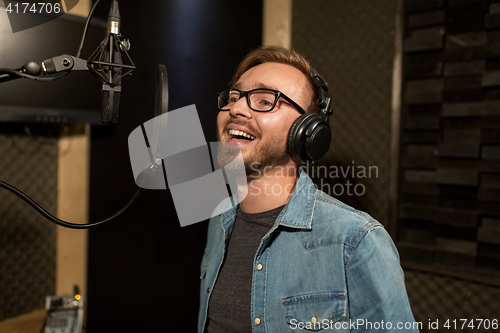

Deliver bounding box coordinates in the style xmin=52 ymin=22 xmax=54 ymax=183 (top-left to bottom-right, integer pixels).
xmin=217 ymin=62 xmax=311 ymax=174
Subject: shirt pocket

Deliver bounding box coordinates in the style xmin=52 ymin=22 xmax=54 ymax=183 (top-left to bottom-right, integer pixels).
xmin=282 ymin=292 xmax=347 ymax=332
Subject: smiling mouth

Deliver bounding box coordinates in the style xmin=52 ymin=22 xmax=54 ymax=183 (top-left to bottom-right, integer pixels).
xmin=228 ymin=129 xmax=256 ymax=141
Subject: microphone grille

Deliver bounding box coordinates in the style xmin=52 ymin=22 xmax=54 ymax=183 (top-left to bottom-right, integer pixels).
xmin=101 ymin=88 xmax=121 ymax=124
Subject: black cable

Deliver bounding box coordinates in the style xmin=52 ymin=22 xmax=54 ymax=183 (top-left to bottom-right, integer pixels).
xmin=39 ymin=312 xmax=48 ymax=333
xmin=40 ymin=304 xmax=58 ymax=333
xmin=0 ymin=180 xmax=143 ymax=229
xmin=76 ymin=0 xmax=102 ymax=58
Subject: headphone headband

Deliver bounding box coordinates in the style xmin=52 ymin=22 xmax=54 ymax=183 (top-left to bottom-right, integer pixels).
xmin=310 ymin=67 xmax=333 ymax=118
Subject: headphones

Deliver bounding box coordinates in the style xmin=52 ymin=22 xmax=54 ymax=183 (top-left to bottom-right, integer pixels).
xmin=287 ymin=67 xmax=333 ymax=164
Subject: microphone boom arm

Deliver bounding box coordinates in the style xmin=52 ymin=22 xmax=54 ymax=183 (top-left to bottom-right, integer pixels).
xmin=0 ymin=54 xmax=89 ymax=84
xmin=42 ymin=54 xmax=89 ymax=73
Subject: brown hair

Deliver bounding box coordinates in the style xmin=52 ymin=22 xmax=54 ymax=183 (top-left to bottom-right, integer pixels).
xmin=231 ymin=46 xmax=320 ymax=113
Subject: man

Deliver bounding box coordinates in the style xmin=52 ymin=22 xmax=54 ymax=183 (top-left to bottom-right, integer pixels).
xmin=198 ymin=46 xmax=418 ymax=332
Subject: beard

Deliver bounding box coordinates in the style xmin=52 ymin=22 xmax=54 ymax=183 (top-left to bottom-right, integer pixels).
xmin=240 ymin=136 xmax=290 ymax=177
xmin=216 ymin=121 xmax=290 ymax=178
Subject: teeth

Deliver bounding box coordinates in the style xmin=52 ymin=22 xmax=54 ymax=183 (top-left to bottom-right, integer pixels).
xmin=229 ymin=129 xmax=255 ymax=140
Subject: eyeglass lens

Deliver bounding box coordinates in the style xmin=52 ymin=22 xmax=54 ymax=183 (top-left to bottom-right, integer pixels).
xmin=219 ymin=89 xmax=277 ymax=112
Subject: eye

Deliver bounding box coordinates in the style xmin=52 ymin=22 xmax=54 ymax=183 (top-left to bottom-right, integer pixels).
xmin=251 ymin=90 xmax=276 ymax=110
xmin=228 ymin=91 xmax=240 ymax=103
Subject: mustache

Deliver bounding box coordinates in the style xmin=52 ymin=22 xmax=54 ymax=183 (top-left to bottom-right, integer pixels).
xmin=221 ymin=119 xmax=260 ymax=138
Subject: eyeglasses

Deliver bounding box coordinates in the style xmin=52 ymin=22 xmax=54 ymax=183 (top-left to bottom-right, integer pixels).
xmin=218 ymin=88 xmax=305 ymax=114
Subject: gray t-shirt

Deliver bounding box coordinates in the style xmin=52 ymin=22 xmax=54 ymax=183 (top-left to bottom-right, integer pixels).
xmin=206 ymin=205 xmax=285 ymax=333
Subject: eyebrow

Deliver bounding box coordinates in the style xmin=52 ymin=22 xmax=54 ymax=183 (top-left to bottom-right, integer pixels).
xmin=233 ymin=82 xmax=280 ymax=91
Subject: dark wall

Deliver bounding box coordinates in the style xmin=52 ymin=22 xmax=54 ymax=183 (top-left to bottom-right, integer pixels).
xmin=292 ymin=0 xmax=398 ymax=225
xmin=87 ymin=1 xmax=262 ymax=332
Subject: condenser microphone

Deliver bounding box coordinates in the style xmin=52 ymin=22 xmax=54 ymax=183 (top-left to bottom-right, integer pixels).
xmin=101 ymin=0 xmax=121 ymax=123
xmin=102 ymin=83 xmax=121 ymax=123
xmin=87 ymin=0 xmax=135 ymax=124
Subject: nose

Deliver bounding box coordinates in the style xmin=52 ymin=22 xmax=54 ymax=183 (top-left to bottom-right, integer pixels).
xmin=228 ymin=96 xmax=252 ymax=119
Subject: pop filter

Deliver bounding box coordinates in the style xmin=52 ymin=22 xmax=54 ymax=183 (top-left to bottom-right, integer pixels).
xmin=150 ymin=64 xmax=169 ymax=163
xmin=153 ymin=64 xmax=169 ymax=116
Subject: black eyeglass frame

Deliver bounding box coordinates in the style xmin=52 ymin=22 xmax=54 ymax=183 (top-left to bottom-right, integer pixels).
xmin=218 ymin=88 xmax=306 ymax=114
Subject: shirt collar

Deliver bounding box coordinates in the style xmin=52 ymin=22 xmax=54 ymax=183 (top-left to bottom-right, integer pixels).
xmin=276 ymin=169 xmax=316 ymax=229
xmin=218 ymin=169 xmax=316 ymax=230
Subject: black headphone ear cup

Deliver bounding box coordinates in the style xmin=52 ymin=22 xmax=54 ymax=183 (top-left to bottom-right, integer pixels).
xmin=287 ymin=113 xmax=310 ymax=164
xmin=287 ymin=113 xmax=331 ymax=164
xmin=307 ymin=119 xmax=331 ymax=161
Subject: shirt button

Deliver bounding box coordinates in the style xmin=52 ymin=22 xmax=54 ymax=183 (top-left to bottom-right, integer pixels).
xmin=311 ymin=316 xmax=318 ymax=324
xmin=254 ymin=317 xmax=261 ymax=325
xmin=206 ymin=288 xmax=210 ymax=293
xmin=257 ymin=264 xmax=263 ymax=271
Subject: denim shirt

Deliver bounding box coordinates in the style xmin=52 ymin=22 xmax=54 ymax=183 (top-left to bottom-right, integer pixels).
xmin=198 ymin=171 xmax=418 ymax=332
